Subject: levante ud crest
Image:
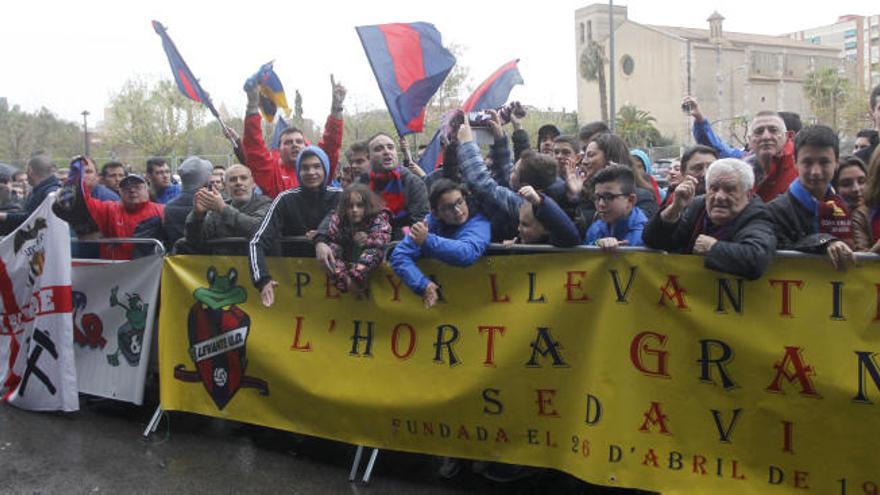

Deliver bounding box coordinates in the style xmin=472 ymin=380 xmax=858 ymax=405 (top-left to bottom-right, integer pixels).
xmin=174 ymin=267 xmax=268 ymax=410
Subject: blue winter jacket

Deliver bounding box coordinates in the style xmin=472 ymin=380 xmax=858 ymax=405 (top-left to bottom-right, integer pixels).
xmin=390 ymin=212 xmax=491 ymax=295
xmin=154 ymin=183 xmax=182 ymax=204
xmin=692 ymin=120 xmax=745 ymax=159
xmin=585 ymin=207 xmax=648 ymax=246
xmin=458 ymin=140 xmax=521 ymax=238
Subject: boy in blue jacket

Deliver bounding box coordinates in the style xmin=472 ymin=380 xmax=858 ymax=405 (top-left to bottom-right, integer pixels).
xmin=390 ymin=179 xmax=491 ymax=308
xmin=585 ymin=165 xmax=648 ymax=250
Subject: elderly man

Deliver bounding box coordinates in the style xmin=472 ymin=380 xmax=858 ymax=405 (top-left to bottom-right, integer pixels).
xmin=643 ymin=158 xmax=776 ymax=280
xmin=181 ymin=164 xmax=271 ymax=255
xmin=0 ymin=154 xmax=60 ymax=232
xmin=55 ymin=168 xmax=164 ymax=260
xmin=390 ymin=179 xmax=491 ymax=308
xmin=746 ymin=111 xmax=797 ymax=202
xmin=361 ymin=132 xmax=429 ymax=239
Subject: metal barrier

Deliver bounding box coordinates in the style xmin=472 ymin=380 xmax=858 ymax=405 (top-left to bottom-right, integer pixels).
xmin=200 ymin=236 xmax=880 ymax=263
xmin=71 ymin=237 xmax=166 ymax=263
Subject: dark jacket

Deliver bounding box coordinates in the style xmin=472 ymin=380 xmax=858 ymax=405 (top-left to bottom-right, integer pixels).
xmin=766 ymin=189 xmax=848 ymax=254
xmin=533 ymin=193 xmax=581 ymax=247
xmin=358 ymin=166 xmax=429 ymax=240
xmin=249 ymin=146 xmax=341 ymax=290
xmin=643 ymin=196 xmax=776 ymax=280
xmin=163 ymin=190 xmax=195 ymax=250
xmin=511 ymin=128 xmax=530 ymax=163
xmin=5 ymin=175 xmax=60 ymax=230
xmin=182 ymin=193 xmax=272 ymax=255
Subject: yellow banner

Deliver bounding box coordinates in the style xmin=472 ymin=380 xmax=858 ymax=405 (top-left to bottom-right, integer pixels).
xmin=159 ymin=252 xmax=880 ymax=494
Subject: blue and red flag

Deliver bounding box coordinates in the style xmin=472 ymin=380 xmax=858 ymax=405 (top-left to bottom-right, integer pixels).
xmin=152 ymin=21 xmax=215 ymax=113
xmin=152 ymin=20 xmax=248 ymax=164
xmin=356 ymin=22 xmax=456 ymax=136
xmin=418 ymin=59 xmax=524 ymax=173
xmin=244 ymin=61 xmax=290 ymax=123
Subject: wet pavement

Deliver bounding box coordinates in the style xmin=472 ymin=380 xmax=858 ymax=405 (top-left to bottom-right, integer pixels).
xmin=0 ymin=384 xmax=649 ymax=494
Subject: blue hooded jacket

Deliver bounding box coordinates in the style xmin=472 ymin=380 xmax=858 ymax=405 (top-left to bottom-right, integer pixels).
xmin=390 ymin=212 xmax=491 ymax=295
xmin=295 ymin=145 xmax=331 ymax=187
xmin=585 ymin=206 xmax=648 ymax=246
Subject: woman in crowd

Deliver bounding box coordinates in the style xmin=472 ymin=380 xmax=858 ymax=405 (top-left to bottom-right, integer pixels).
xmin=852 ymin=150 xmax=880 ymax=252
xmin=833 ymin=155 xmax=867 ymax=212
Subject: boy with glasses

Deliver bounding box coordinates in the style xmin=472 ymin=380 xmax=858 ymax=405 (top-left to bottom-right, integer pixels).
xmin=390 ymin=179 xmax=490 ymax=309
xmin=584 ymin=165 xmax=648 ymax=250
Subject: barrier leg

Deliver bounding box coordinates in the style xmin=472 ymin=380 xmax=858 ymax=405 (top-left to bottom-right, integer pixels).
xmin=362 ymin=448 xmax=380 ymax=483
xmin=348 ymin=445 xmax=364 ymax=481
xmin=143 ymin=405 xmax=164 ymax=438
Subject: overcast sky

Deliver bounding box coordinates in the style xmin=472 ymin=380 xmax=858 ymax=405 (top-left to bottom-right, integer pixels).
xmin=1 ymin=0 xmax=875 ymax=126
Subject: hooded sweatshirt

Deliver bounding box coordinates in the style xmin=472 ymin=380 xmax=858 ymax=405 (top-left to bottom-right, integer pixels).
xmin=249 ymin=145 xmax=341 ymax=290
xmin=242 ymin=113 xmax=343 ymax=198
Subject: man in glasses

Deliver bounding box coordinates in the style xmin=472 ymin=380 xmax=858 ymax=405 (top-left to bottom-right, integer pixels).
xmin=390 ymin=179 xmax=491 ymax=309
xmin=584 ymin=165 xmax=648 ymax=250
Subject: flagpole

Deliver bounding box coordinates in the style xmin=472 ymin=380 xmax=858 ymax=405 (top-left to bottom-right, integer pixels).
xmin=152 ymin=21 xmax=247 ymax=164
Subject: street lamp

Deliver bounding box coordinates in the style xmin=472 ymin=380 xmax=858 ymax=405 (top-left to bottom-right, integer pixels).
xmin=81 ymin=110 xmax=90 ymax=156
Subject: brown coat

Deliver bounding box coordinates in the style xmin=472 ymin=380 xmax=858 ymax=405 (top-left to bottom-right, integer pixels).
xmin=852 ymin=205 xmax=876 ymax=252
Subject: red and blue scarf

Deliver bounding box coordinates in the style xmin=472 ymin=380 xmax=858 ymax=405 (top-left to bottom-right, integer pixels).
xmin=370 ymin=168 xmax=408 ymax=219
xmin=789 ymin=179 xmax=853 ymax=243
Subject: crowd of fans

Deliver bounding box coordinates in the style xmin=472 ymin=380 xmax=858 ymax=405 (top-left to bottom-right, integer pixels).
xmin=1 ymin=77 xmax=878 ymax=486
xmin=3 ymin=81 xmax=880 ymax=309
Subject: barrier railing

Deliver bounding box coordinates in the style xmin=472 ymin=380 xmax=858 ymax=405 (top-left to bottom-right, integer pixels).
xmin=71 ymin=238 xmax=166 ymax=264
xmin=201 ymin=236 xmax=880 ymax=262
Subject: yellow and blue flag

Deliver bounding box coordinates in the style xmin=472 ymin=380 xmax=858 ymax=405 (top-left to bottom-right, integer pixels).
xmin=245 ymin=62 xmax=290 ymax=122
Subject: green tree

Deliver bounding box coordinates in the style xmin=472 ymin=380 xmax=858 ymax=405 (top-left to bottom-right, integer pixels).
xmin=0 ymin=100 xmax=82 ymax=165
xmin=804 ymin=68 xmax=850 ymax=131
xmin=104 ymin=78 xmax=206 ymax=159
xmin=579 ymin=41 xmax=608 ymax=124
xmin=615 ymin=105 xmax=660 ymax=148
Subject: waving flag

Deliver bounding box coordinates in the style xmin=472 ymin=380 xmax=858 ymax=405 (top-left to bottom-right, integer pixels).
xmin=152 ymin=21 xmax=214 ymax=110
xmin=245 ymin=61 xmax=290 ymax=122
xmin=418 ymin=59 xmax=524 ymax=173
xmin=152 ymin=20 xmax=247 ymax=165
xmin=356 ymin=22 xmax=456 ymax=136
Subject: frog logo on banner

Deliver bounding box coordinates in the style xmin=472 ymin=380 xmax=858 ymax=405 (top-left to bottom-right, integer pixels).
xmin=105 ymin=287 xmax=148 ymax=367
xmin=174 ymin=267 xmax=268 ymax=410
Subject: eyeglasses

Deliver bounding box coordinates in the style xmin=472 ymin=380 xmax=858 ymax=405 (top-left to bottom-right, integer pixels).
xmin=594 ymin=192 xmax=627 ymax=203
xmin=438 ymin=197 xmax=466 ymax=214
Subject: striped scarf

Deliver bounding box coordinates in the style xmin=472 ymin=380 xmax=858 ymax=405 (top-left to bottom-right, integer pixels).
xmin=370 ymin=168 xmax=408 ymax=219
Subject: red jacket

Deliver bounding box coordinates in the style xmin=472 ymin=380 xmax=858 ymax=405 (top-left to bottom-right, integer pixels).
xmin=85 ymin=190 xmax=165 ymax=260
xmin=752 ymin=139 xmax=797 ymax=203
xmin=242 ymin=113 xmax=343 ymax=198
